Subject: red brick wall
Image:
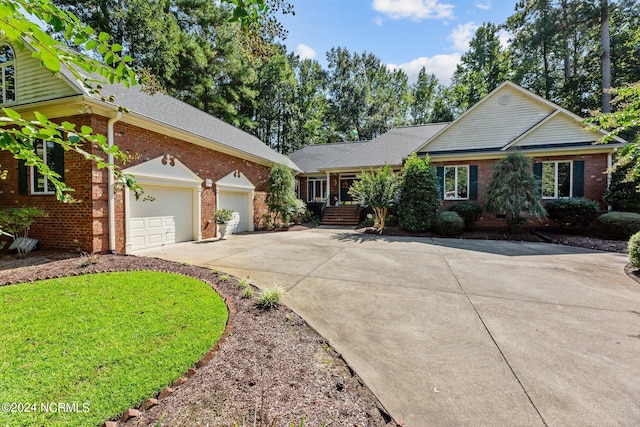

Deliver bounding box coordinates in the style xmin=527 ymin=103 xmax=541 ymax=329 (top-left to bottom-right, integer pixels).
xmin=0 ymin=114 xmax=95 ymax=252
xmin=0 ymin=113 xmax=273 ymax=253
xmin=433 ymin=153 xmax=610 ymax=228
xmin=90 ymin=115 xmax=272 ymax=253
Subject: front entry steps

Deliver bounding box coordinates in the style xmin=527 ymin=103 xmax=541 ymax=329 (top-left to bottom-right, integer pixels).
xmin=321 ymin=205 xmax=360 ymax=226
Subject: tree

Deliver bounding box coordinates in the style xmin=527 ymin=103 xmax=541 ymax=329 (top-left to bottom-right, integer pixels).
xmin=348 ymin=164 xmax=399 ymax=228
xmin=450 ymin=22 xmax=511 ymax=112
xmin=266 ymin=163 xmax=301 ymax=225
xmin=410 ymin=68 xmax=439 ymax=125
xmin=326 ymin=47 xmax=411 ymax=141
xmin=484 ymin=151 xmax=546 ymax=231
xmin=0 ymin=0 xmax=269 ymax=201
xmin=398 ymin=154 xmax=440 ymax=231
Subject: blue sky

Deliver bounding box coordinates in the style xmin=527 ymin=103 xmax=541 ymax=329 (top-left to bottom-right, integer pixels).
xmin=279 ymin=0 xmax=517 ymax=85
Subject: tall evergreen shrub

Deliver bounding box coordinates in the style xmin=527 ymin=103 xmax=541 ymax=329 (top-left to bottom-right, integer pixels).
xmin=485 ymin=151 xmax=546 ymax=231
xmin=266 ymin=163 xmax=302 ymax=225
xmin=398 ymin=154 xmax=441 ymax=231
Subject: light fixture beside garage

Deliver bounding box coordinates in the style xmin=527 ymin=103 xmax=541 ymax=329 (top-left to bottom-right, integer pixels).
xmin=205 ymin=179 xmax=213 ymax=188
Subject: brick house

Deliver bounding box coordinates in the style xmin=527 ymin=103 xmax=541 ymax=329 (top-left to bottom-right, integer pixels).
xmin=290 ymin=81 xmax=627 ymax=226
xmin=0 ymin=41 xmax=298 ymax=253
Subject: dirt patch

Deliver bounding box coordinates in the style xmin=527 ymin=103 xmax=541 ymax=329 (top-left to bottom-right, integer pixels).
xmin=0 ymin=253 xmax=394 ymax=427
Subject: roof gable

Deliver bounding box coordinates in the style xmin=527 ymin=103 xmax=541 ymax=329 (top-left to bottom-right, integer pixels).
xmin=123 ymin=155 xmax=202 ymax=188
xmin=418 ymin=82 xmax=627 ymax=157
xmin=506 ymin=111 xmax=598 ymax=150
xmin=419 ymin=82 xmax=557 ymax=153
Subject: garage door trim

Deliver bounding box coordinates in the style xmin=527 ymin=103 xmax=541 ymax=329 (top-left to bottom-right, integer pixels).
xmin=123 ymin=156 xmax=203 ymax=253
xmin=216 ymin=171 xmax=255 ymax=234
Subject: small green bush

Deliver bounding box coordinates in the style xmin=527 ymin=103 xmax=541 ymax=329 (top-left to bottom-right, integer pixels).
xmin=447 ymin=202 xmax=482 ymax=229
xmin=545 ymin=198 xmax=600 ymax=228
xmin=434 ymin=211 xmax=464 ymax=237
xmin=629 ymin=232 xmax=640 ymax=267
xmin=596 ymin=212 xmax=640 ymax=240
xmin=255 ymin=286 xmax=285 ymax=310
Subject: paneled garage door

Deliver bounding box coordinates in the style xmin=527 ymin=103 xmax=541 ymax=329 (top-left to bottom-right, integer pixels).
xmin=218 ymin=191 xmax=250 ymax=233
xmin=129 ymin=185 xmax=193 ymax=251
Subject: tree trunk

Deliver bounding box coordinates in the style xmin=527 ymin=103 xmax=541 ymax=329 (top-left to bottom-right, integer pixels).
xmin=601 ymin=0 xmax=611 ymax=113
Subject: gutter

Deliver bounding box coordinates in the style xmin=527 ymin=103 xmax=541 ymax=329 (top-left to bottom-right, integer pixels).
xmin=107 ymin=112 xmax=122 ymax=254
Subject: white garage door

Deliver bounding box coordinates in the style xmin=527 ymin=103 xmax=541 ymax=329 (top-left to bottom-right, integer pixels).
xmin=218 ymin=191 xmax=250 ymax=233
xmin=129 ymin=185 xmax=193 ymax=251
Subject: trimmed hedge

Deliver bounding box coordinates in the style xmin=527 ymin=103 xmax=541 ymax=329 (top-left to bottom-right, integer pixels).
xmin=447 ymin=201 xmax=482 ymax=229
xmin=629 ymin=232 xmax=640 ymax=268
xmin=596 ymin=212 xmax=640 ymax=240
xmin=434 ymin=211 xmax=464 ymax=237
xmin=545 ymin=198 xmax=599 ymax=228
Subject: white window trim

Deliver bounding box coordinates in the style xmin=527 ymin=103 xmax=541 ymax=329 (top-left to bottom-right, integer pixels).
xmin=0 ymin=43 xmax=16 ymax=105
xmin=30 ymin=140 xmax=55 ymax=195
xmin=307 ymin=177 xmax=327 ymax=202
xmin=444 ymin=165 xmax=470 ymax=200
xmin=542 ymin=160 xmax=573 ymax=199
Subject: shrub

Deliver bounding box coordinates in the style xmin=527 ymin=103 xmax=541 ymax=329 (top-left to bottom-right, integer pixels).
xmin=266 ymin=163 xmax=302 ymax=225
xmin=596 ymin=212 xmax=640 ymax=240
xmin=348 ymin=164 xmax=399 ymax=228
xmin=485 ymin=152 xmax=545 ymax=232
xmin=255 ymin=286 xmax=285 ymax=310
xmin=545 ymin=198 xmax=600 ymax=228
xmin=434 ymin=211 xmax=464 ymax=237
xmin=398 ymin=154 xmax=441 ymax=231
xmin=603 ymin=145 xmax=640 ymax=212
xmin=629 ymin=232 xmax=640 ymax=267
xmin=0 ymin=207 xmax=47 ymax=257
xmin=447 ymin=201 xmax=482 ymax=229
xmin=213 ymin=208 xmax=234 ymax=224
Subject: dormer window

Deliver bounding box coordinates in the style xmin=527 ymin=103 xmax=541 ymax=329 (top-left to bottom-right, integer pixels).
xmin=0 ymin=44 xmax=16 ymax=104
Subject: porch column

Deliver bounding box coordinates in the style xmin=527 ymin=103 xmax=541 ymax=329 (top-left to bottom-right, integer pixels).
xmin=326 ymin=171 xmax=331 ymax=206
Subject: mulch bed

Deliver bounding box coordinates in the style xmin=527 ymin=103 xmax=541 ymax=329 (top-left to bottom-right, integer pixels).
xmin=0 ymin=253 xmax=394 ymax=427
xmin=359 ymin=225 xmax=628 ymax=253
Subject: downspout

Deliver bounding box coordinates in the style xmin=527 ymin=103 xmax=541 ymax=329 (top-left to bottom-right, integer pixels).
xmin=607 ymin=147 xmax=617 ymax=212
xmin=107 ymin=112 xmax=122 ymax=253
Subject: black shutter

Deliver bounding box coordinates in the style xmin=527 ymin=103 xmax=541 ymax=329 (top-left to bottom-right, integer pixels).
xmin=436 ymin=166 xmax=444 ymax=200
xmin=573 ymin=160 xmax=585 ymax=198
xmin=469 ymin=165 xmax=478 ymax=200
xmin=533 ymin=162 xmax=542 ymax=197
xmin=52 ymin=143 xmax=65 ymax=182
xmin=18 ymin=159 xmax=27 ymax=195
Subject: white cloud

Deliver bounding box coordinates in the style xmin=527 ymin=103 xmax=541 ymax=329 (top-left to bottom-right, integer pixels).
xmin=474 ymin=1 xmax=492 ymax=10
xmin=497 ymin=29 xmax=512 ymax=50
xmin=388 ymin=53 xmax=461 ymax=86
xmin=372 ymin=0 xmax=455 ymax=21
xmin=373 ymin=16 xmax=384 ymax=26
xmin=296 ymin=43 xmax=317 ymax=60
xmin=448 ymin=22 xmax=478 ymax=52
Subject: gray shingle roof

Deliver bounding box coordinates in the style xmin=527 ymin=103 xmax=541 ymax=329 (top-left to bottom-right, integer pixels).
xmin=321 ymin=123 xmax=450 ymax=170
xmin=63 ymin=69 xmax=298 ymax=170
xmin=288 ymin=141 xmax=368 ymax=174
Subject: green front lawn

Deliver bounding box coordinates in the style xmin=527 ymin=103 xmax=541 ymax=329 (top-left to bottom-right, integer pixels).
xmin=0 ymin=271 xmax=228 ymax=427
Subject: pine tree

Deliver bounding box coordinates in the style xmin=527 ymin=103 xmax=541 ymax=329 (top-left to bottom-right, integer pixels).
xmin=485 ymin=152 xmax=546 ymax=231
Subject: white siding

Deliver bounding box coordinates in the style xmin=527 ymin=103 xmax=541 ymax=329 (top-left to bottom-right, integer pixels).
xmin=422 ymin=86 xmax=555 ymax=152
xmin=8 ymin=46 xmax=78 ymax=107
xmin=514 ymin=114 xmax=597 ymax=148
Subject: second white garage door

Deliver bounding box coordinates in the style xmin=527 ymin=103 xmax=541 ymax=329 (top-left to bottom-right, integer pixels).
xmin=218 ymin=191 xmax=250 ymax=233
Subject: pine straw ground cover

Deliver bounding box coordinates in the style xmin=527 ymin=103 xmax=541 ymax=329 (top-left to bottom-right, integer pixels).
xmin=0 ymin=253 xmax=394 ymax=427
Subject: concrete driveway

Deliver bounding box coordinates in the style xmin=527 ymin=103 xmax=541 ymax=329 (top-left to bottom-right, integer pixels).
xmin=137 ymin=228 xmax=640 ymax=426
